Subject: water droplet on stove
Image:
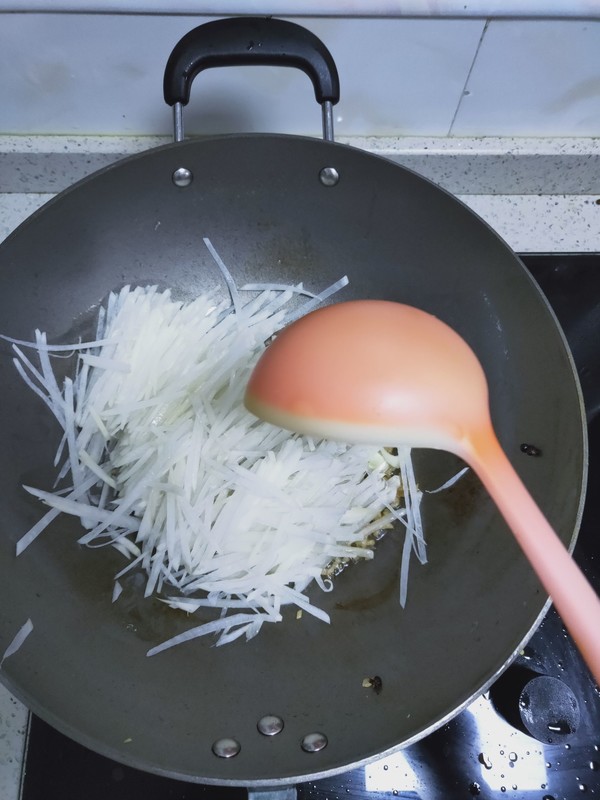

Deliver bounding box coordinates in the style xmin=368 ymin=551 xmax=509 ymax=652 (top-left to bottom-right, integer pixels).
xmin=546 ymin=762 xmax=552 ymax=768
xmin=565 ymin=743 xmax=571 ymax=750
xmin=578 ymin=783 xmax=587 ymax=792
xmin=557 ymin=661 xmax=564 ymax=671
xmin=595 ymin=745 xmax=600 ymax=752
xmin=393 ymin=792 xmax=399 ymax=797
xmin=468 ymin=782 xmax=481 ymax=796
xmin=509 ymin=752 xmax=518 ymax=762
xmin=543 ymin=795 xmax=556 ymax=800
xmin=500 ymin=749 xmax=505 ymax=755
xmin=522 ymin=645 xmax=534 ymax=660
xmin=512 ymin=785 xmax=518 ymax=791
xmin=590 ymin=760 xmax=599 ymax=771
xmin=541 ymin=784 xmax=547 ymax=790
xmin=383 ymin=765 xmax=388 ymax=771
xmin=478 ymin=753 xmax=493 ymax=769
xmin=501 ymin=787 xmax=506 ymax=793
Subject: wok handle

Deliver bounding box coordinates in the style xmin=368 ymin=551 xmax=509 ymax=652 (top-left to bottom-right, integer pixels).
xmin=163 ymin=17 xmax=340 ymax=143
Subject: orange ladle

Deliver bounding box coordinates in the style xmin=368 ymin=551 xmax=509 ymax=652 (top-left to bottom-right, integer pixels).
xmin=245 ymin=299 xmax=600 ymax=685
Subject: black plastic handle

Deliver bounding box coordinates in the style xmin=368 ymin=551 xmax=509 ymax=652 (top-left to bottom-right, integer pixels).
xmin=163 ymin=17 xmax=340 ymax=108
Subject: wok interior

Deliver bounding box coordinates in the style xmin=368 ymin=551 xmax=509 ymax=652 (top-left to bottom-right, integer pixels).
xmin=0 ymin=136 xmax=585 ymax=784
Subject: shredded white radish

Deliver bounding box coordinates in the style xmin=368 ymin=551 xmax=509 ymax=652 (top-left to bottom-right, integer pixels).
xmin=1 ymin=618 xmax=33 ymax=666
xmin=203 ymin=237 xmax=241 ymax=315
xmin=112 ymin=580 xmax=123 ymax=603
xmin=240 ymin=282 xmax=316 ymax=297
xmin=7 ymin=249 xmax=426 ymax=653
xmin=426 ymin=466 xmax=470 ymax=494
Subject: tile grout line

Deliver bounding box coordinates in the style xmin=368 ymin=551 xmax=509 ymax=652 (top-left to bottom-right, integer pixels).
xmin=447 ymin=18 xmax=491 ymax=136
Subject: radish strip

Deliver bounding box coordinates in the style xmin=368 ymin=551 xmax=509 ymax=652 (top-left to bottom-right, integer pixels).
xmin=78 ymin=450 xmax=117 ymax=490
xmin=285 ymin=275 xmax=349 ymax=325
xmin=1 ymin=619 xmax=33 ymax=666
xmin=1 ymin=334 xmax=113 ymax=351
xmin=426 ymin=466 xmax=469 ymax=494
xmin=240 ymin=282 xmax=317 ymax=297
xmin=17 ymin=509 xmax=62 ymax=555
xmin=399 ymin=527 xmax=414 ymax=609
xmin=16 ymin=474 xmax=98 ymax=555
xmin=80 ymin=354 xmax=131 ymax=372
xmin=146 ymin=613 xmax=273 ymax=656
xmin=203 ymin=237 xmax=241 ymax=315
xmin=22 ymin=485 xmax=141 ymax=529
xmin=12 ymin=358 xmax=64 ymax=425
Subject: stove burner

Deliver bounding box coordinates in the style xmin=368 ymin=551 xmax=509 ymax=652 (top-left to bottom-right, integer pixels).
xmin=19 ymin=255 xmax=600 ymax=800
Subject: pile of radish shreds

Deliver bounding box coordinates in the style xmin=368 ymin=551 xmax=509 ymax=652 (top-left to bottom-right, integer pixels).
xmin=8 ymin=245 xmax=425 ymax=654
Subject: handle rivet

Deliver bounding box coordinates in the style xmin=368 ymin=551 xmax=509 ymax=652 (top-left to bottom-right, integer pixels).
xmin=257 ymin=714 xmax=284 ymax=736
xmin=301 ymin=731 xmax=328 ymax=752
xmin=212 ymin=737 xmax=241 ymax=758
xmin=319 ymin=167 xmax=339 ymax=187
xmin=172 ymin=167 xmax=193 ymax=187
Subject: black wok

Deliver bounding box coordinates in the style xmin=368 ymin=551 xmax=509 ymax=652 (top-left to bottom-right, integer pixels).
xmin=0 ymin=17 xmax=586 ymax=788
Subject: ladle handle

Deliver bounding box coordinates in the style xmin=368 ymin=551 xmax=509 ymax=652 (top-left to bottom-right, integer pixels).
xmin=467 ymin=433 xmax=600 ymax=687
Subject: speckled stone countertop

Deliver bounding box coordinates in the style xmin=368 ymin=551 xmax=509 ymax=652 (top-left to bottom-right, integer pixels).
xmin=0 ymin=133 xmax=598 ymax=800
xmin=0 ymin=135 xmax=599 ymax=252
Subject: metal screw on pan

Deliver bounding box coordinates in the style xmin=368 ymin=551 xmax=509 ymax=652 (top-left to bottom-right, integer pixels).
xmin=301 ymin=731 xmax=328 ymax=752
xmin=257 ymin=714 xmax=285 ymax=736
xmin=212 ymin=737 xmax=241 ymax=758
xmin=319 ymin=166 xmax=339 ymax=187
xmin=172 ymin=167 xmax=193 ymax=187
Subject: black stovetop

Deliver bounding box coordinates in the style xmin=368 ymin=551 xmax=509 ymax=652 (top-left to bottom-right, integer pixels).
xmin=19 ymin=254 xmax=600 ymax=800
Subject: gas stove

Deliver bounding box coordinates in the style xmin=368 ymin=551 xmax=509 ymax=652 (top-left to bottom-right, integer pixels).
xmin=18 ymin=253 xmax=600 ymax=800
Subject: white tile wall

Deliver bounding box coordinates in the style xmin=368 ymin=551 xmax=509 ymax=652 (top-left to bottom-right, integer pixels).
xmin=453 ymin=19 xmax=600 ymax=136
xmin=0 ymin=14 xmax=484 ymax=137
xmin=0 ymin=13 xmax=598 ymax=138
